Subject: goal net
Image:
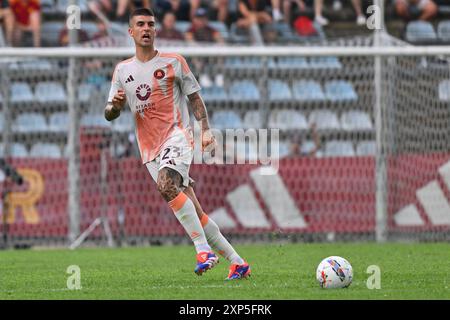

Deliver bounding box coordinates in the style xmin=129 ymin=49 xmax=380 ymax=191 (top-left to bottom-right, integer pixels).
xmin=0 ymin=36 xmax=449 ymax=248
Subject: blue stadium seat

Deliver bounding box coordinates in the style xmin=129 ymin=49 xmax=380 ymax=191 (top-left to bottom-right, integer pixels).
xmin=57 ymin=0 xmax=89 ymax=14
xmin=278 ymin=141 xmax=291 ymax=158
xmin=324 ymin=140 xmax=355 ymax=157
xmin=225 ymin=57 xmax=262 ymax=69
xmin=229 ymin=23 xmax=251 ymax=44
xmin=340 ymin=110 xmax=373 ymax=131
xmin=49 ymin=112 xmax=69 ymax=132
xmin=0 ymin=112 xmax=3 ymax=131
xmin=201 ymin=85 xmax=228 ymax=102
xmin=405 ymin=21 xmax=437 ymax=44
xmin=437 ymin=20 xmax=450 ymax=43
xmin=274 ymin=56 xmax=309 ymax=69
xmin=229 ymin=80 xmax=260 ymax=102
xmin=268 ymin=80 xmax=292 ymax=101
xmin=35 ymin=82 xmax=66 ymax=103
xmin=175 ymin=21 xmax=191 ymax=33
xmin=292 ymin=80 xmax=325 ymax=101
xmin=438 ymin=79 xmax=450 ymax=101
xmin=268 ymin=110 xmax=308 ymax=130
xmin=113 ymin=112 xmax=134 ymax=132
xmin=324 ymin=80 xmax=358 ymax=102
xmin=9 ymin=59 xmax=52 ymax=70
xmin=243 ymin=110 xmax=262 ymax=129
xmin=10 ymin=82 xmax=34 ymax=103
xmin=30 ymin=143 xmax=62 ymax=159
xmin=209 ymin=21 xmax=230 ymax=41
xmin=309 ymin=109 xmax=340 ymax=130
xmin=11 ymin=143 xmax=29 ymax=158
xmin=41 ymin=0 xmax=56 ymax=14
xmin=80 ymin=21 xmax=100 ymax=39
xmin=301 ymin=140 xmax=322 ymax=157
xmin=211 ymin=110 xmax=242 ymax=129
xmin=81 ymin=114 xmax=111 ymax=128
xmin=356 ymin=141 xmax=376 ymax=156
xmin=41 ymin=22 xmax=65 ymax=46
xmin=309 ymin=56 xmax=342 ymax=69
xmin=78 ymin=83 xmax=95 ymax=103
xmin=13 ymin=113 xmax=48 ymax=132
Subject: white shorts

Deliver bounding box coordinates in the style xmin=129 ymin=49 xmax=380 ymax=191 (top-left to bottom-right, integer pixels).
xmin=145 ymin=127 xmax=194 ymax=188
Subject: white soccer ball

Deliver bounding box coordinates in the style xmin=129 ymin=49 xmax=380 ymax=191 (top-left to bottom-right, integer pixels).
xmin=316 ymin=256 xmax=353 ymax=289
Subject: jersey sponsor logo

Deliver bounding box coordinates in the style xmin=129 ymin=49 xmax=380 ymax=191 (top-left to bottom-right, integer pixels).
xmin=125 ymin=75 xmax=134 ymax=83
xmin=136 ymin=83 xmax=151 ymax=101
xmin=153 ymin=69 xmax=165 ymax=80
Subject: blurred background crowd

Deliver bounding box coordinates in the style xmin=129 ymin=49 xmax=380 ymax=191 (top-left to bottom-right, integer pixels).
xmin=0 ymin=0 xmax=449 ymax=48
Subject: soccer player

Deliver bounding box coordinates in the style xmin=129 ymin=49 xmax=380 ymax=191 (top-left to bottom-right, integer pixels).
xmin=104 ymin=8 xmax=250 ymax=280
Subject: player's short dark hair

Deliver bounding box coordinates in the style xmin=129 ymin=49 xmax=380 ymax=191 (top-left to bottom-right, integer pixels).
xmin=129 ymin=8 xmax=155 ymax=26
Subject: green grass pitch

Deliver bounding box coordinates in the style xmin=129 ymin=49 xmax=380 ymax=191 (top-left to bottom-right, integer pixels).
xmin=0 ymin=243 xmax=449 ymax=299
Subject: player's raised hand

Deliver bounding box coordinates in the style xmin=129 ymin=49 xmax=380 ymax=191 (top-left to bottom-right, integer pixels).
xmin=112 ymin=89 xmax=126 ymax=110
xmin=202 ymin=129 xmax=217 ymax=157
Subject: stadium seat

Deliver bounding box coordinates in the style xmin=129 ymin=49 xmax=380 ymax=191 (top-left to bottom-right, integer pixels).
xmin=324 ymin=140 xmax=355 ymax=157
xmin=209 ymin=21 xmax=230 ymax=41
xmin=0 ymin=112 xmax=3 ymax=131
xmin=324 ymin=80 xmax=358 ymax=101
xmin=272 ymin=56 xmax=309 ymax=69
xmin=308 ymin=110 xmax=340 ymax=130
xmin=272 ymin=22 xmax=296 ymax=43
xmin=268 ymin=110 xmax=308 ymax=130
xmin=113 ymin=112 xmax=134 ymax=132
xmin=229 ymin=23 xmax=251 ymax=44
xmin=243 ymin=110 xmax=263 ymax=129
xmin=175 ymin=21 xmax=191 ymax=33
xmin=301 ymin=140 xmax=322 ymax=157
xmin=81 ymin=114 xmax=111 ymax=128
xmin=438 ymin=79 xmax=450 ymax=101
xmin=10 ymin=143 xmax=29 ymax=158
xmin=211 ymin=110 xmax=242 ymax=129
xmin=49 ymin=112 xmax=69 ymax=132
xmin=268 ymin=80 xmax=292 ymax=101
xmin=229 ymin=80 xmax=260 ymax=102
xmin=80 ymin=21 xmax=100 ymax=39
xmin=309 ymin=56 xmax=342 ymax=69
xmin=9 ymin=58 xmax=53 ymax=70
xmin=201 ymin=85 xmax=228 ymax=102
xmin=78 ymin=83 xmax=95 ymax=103
xmin=278 ymin=140 xmax=291 ymax=158
xmin=35 ymin=82 xmax=66 ymax=103
xmin=437 ymin=20 xmax=450 ymax=43
xmin=340 ymin=110 xmax=373 ymax=131
xmin=13 ymin=113 xmax=48 ymax=132
xmin=224 ymin=57 xmax=262 ymax=69
xmin=41 ymin=22 xmax=65 ymax=47
xmin=405 ymin=21 xmax=437 ymax=44
xmin=10 ymin=82 xmax=34 ymax=103
xmin=356 ymin=140 xmax=376 ymax=156
xmin=30 ymin=143 xmax=62 ymax=159
xmin=57 ymin=0 xmax=89 ymax=14
xmin=41 ymin=0 xmax=56 ymax=14
xmin=292 ymin=80 xmax=326 ymax=101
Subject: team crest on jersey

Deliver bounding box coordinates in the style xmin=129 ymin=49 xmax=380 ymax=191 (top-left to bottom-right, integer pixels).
xmin=153 ymin=69 xmax=165 ymax=80
xmin=136 ymin=84 xmax=151 ymax=101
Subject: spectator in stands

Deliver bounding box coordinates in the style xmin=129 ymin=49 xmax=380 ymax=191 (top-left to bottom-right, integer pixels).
xmin=236 ymin=0 xmax=276 ymax=44
xmin=9 ymin=0 xmax=41 ymax=47
xmin=190 ymin=0 xmax=230 ymax=23
xmin=58 ymin=27 xmax=90 ymax=46
xmin=158 ymin=11 xmax=185 ymax=40
xmin=0 ymin=0 xmax=14 ymax=46
xmin=394 ymin=0 xmax=438 ymax=21
xmin=155 ymin=0 xmax=193 ymax=21
xmin=288 ymin=123 xmax=321 ymax=157
xmin=331 ymin=1 xmax=366 ymax=25
xmin=185 ymin=7 xmax=225 ymax=43
xmin=88 ymin=0 xmax=152 ymax=24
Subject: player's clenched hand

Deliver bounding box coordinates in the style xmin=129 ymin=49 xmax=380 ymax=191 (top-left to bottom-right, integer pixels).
xmin=202 ymin=129 xmax=217 ymax=157
xmin=112 ymin=89 xmax=126 ymax=111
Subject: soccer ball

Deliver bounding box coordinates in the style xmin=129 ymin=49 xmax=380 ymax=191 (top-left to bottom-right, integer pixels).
xmin=316 ymin=256 xmax=353 ymax=289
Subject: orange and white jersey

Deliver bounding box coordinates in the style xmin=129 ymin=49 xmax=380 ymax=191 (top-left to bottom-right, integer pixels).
xmin=108 ymin=51 xmax=201 ymax=163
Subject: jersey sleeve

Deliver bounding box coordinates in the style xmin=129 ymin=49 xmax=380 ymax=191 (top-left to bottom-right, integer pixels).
xmin=177 ymin=55 xmax=201 ymax=96
xmin=107 ymin=64 xmax=123 ymax=103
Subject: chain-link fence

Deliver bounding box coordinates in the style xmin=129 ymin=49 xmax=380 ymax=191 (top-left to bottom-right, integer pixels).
xmin=0 ymin=37 xmax=449 ymax=249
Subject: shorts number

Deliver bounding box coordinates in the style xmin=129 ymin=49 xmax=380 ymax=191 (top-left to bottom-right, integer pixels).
xmin=162 ymin=146 xmax=181 ymax=160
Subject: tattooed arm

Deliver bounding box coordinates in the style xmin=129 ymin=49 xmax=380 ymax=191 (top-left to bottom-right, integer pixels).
xmin=188 ymin=92 xmax=216 ymax=152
